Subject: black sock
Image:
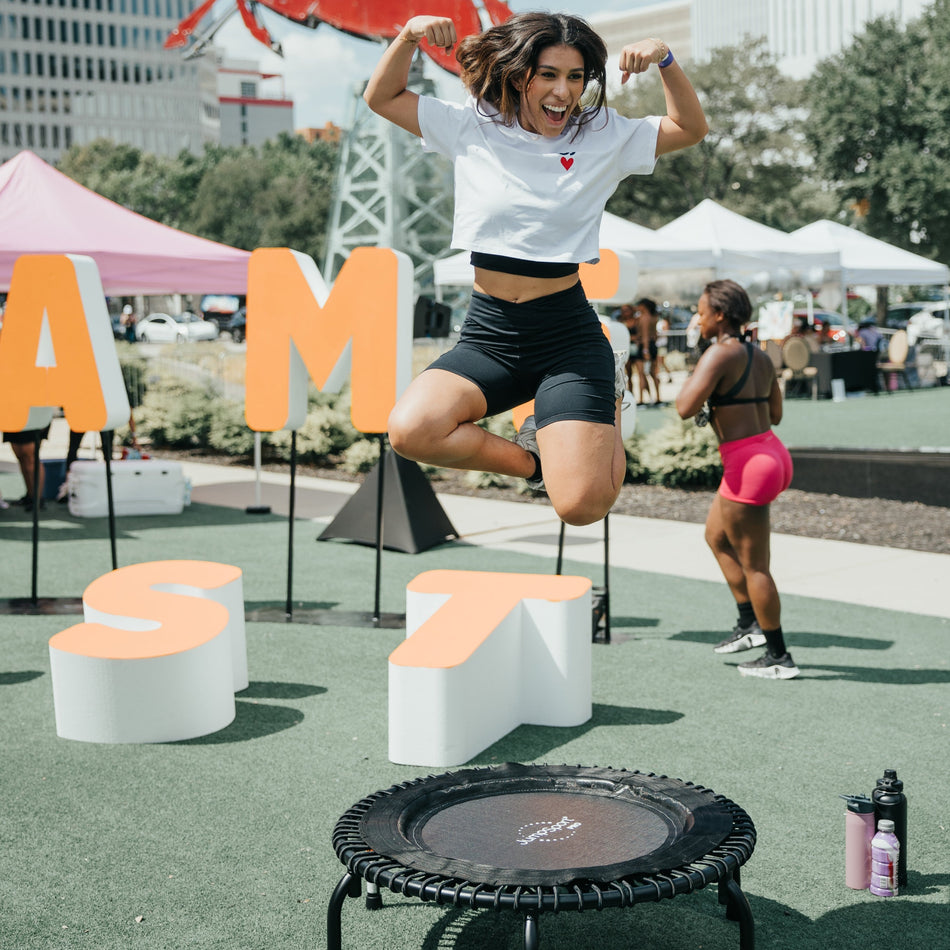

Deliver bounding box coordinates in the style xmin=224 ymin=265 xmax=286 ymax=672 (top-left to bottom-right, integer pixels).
xmin=762 ymin=626 xmax=787 ymax=657
xmin=529 ymin=452 xmax=542 ymax=482
xmin=737 ymin=601 xmax=757 ymax=629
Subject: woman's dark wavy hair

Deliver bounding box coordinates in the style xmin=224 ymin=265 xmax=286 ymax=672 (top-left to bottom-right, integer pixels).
xmin=703 ymin=279 xmax=752 ymax=334
xmin=455 ymin=12 xmax=608 ymax=139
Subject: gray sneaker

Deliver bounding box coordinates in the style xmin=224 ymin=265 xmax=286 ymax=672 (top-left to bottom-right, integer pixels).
xmin=713 ymin=622 xmax=766 ymax=654
xmin=738 ymin=651 xmax=800 ymax=679
xmin=614 ymin=349 xmax=628 ymax=400
xmin=513 ymin=415 xmax=544 ymax=491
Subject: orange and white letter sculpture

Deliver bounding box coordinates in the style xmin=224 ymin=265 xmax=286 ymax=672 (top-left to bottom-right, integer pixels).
xmin=49 ymin=561 xmax=248 ymax=743
xmin=244 ymin=246 xmax=413 ymax=435
xmin=389 ymin=570 xmax=593 ymax=767
xmin=0 ymin=254 xmax=130 ymax=436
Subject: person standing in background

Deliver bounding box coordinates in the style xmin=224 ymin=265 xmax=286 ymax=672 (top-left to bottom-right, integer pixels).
xmin=675 ymin=279 xmax=799 ymax=679
xmin=2 ymin=426 xmax=49 ymax=512
xmin=634 ymin=297 xmax=661 ymax=404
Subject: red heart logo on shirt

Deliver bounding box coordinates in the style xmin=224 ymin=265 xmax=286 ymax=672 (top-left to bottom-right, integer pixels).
xmin=560 ymin=156 xmax=574 ymax=170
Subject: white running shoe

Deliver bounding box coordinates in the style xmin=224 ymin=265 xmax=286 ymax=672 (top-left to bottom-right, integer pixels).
xmin=737 ymin=651 xmax=801 ymax=680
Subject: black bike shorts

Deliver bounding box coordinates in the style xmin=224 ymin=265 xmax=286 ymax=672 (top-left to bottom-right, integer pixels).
xmin=426 ymin=283 xmax=616 ymax=428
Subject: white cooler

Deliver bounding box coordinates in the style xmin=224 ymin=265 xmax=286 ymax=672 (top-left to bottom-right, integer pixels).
xmin=67 ymin=459 xmax=191 ymax=517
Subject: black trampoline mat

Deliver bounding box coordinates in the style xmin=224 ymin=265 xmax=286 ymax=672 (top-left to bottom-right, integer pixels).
xmin=421 ymin=790 xmax=674 ymax=872
xmin=360 ymin=764 xmax=734 ymax=886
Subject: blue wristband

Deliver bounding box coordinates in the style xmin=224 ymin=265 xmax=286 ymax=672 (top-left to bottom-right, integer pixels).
xmin=658 ymin=48 xmax=674 ymax=68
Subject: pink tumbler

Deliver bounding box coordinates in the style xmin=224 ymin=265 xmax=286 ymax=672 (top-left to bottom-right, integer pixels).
xmin=840 ymin=794 xmax=875 ymax=889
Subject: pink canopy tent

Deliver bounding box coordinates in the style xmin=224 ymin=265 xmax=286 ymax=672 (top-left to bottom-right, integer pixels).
xmin=0 ymin=151 xmax=250 ymax=295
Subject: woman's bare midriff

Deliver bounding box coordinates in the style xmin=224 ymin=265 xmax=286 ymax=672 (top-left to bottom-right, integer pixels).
xmin=473 ymin=268 xmax=579 ymax=304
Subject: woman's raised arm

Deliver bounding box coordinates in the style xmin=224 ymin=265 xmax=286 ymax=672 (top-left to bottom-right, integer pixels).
xmin=618 ymin=38 xmax=708 ymax=157
xmin=363 ymin=15 xmax=457 ymax=137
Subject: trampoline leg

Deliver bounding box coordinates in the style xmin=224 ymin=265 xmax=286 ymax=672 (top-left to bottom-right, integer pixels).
xmin=523 ymin=910 xmax=540 ymax=950
xmin=326 ymin=872 xmax=361 ymax=950
xmin=365 ymin=880 xmax=382 ymax=910
xmin=720 ymin=876 xmax=754 ymax=950
xmin=718 ymin=865 xmax=739 ymax=907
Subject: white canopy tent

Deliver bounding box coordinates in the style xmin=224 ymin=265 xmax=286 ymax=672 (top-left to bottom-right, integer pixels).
xmin=791 ymin=220 xmax=950 ymax=335
xmin=655 ymin=199 xmax=840 ymax=290
xmin=792 ymin=219 xmax=950 ymax=287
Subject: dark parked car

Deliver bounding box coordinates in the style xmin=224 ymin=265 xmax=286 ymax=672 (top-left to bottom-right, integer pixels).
xmin=200 ymin=294 xmax=242 ymax=332
xmin=793 ymin=309 xmax=856 ymax=346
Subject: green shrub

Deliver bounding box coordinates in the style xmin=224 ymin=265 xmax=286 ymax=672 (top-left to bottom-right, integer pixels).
xmin=465 ymin=469 xmax=519 ymax=491
xmin=622 ymin=433 xmax=648 ymax=482
xmin=119 ymin=357 xmax=149 ymax=409
xmin=637 ymin=417 xmax=721 ymax=488
xmin=207 ymin=401 xmax=257 ymax=456
xmin=339 ymin=437 xmax=380 ymax=473
xmin=268 ymin=403 xmax=360 ymax=464
xmin=134 ymin=377 xmax=215 ymax=448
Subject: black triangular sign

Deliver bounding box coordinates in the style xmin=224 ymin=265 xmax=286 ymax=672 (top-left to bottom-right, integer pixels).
xmin=318 ymin=451 xmax=458 ymax=554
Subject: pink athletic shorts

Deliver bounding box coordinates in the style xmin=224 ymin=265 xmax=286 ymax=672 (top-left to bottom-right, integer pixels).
xmin=718 ymin=431 xmax=793 ymax=506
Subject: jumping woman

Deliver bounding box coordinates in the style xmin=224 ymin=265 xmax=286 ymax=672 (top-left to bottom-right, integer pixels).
xmin=365 ymin=11 xmax=707 ymax=525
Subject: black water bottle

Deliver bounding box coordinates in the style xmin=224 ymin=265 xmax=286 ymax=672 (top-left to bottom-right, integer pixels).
xmin=872 ymin=769 xmax=907 ymax=887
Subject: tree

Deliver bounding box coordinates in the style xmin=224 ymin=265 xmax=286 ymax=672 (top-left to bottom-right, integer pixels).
xmin=59 ymin=139 xmax=193 ymax=227
xmin=804 ymin=0 xmax=950 ymax=263
xmin=186 ymin=134 xmax=339 ymax=263
xmin=607 ymin=39 xmax=835 ymax=229
xmin=59 ymin=134 xmax=340 ymax=263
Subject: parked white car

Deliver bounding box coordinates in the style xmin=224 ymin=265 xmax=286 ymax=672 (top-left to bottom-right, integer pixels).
xmin=136 ymin=312 xmax=220 ymax=344
xmin=906 ymin=305 xmax=947 ymax=343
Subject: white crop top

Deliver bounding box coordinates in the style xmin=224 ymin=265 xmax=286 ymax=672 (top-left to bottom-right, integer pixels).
xmin=418 ymin=95 xmax=660 ymax=264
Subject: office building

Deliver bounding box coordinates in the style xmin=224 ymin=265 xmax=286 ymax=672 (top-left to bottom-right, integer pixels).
xmin=594 ymin=0 xmax=932 ymax=78
xmin=217 ymin=57 xmax=293 ymax=148
xmin=691 ymin=0 xmax=932 ymax=77
xmin=0 ymin=0 xmax=218 ymax=165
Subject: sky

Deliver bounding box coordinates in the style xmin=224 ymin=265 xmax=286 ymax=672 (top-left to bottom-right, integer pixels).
xmin=210 ymin=0 xmax=658 ymax=130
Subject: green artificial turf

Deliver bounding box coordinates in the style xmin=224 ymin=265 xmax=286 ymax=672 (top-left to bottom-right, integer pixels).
xmin=1 ymin=501 xmax=948 ymax=949
xmin=635 ymin=385 xmax=950 ymax=451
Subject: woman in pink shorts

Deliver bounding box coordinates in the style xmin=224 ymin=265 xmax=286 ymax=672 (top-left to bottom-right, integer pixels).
xmin=676 ymin=280 xmax=799 ymax=679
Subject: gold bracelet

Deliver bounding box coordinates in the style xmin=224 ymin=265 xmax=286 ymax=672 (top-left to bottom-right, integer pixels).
xmin=649 ymin=38 xmax=669 ymax=64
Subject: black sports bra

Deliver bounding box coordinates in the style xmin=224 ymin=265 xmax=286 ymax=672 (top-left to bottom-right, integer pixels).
xmin=707 ymin=341 xmax=770 ymax=407
xmin=470 ymin=252 xmax=579 ymax=279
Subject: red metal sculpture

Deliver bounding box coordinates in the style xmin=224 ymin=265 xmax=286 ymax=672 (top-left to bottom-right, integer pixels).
xmin=165 ymin=0 xmax=514 ymax=75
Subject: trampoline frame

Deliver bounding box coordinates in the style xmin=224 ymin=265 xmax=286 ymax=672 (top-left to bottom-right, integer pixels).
xmin=327 ymin=764 xmax=757 ymax=950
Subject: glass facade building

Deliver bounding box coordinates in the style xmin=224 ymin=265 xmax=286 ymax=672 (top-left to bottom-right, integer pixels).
xmin=692 ymin=0 xmax=931 ymax=77
xmin=0 ymin=0 xmax=219 ymax=163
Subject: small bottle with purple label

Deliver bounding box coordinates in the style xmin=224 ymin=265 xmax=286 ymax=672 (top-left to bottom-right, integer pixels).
xmin=869 ymin=819 xmax=900 ymax=897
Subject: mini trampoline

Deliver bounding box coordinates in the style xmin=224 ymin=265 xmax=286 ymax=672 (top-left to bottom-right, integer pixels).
xmin=328 ymin=763 xmax=756 ymax=950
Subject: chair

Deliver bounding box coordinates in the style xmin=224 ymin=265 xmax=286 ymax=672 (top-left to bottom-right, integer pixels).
xmin=780 ymin=337 xmax=818 ymax=399
xmin=764 ymin=339 xmax=784 ymax=373
xmin=878 ymin=330 xmax=914 ymax=392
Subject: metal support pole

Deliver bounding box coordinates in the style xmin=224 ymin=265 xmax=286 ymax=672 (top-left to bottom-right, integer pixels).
xmin=246 ymin=431 xmax=271 ymax=514
xmin=101 ymin=430 xmax=117 ymax=570
xmin=30 ymin=430 xmax=41 ymax=603
xmin=373 ymin=434 xmax=386 ymax=626
xmin=285 ymin=431 xmax=297 ymax=619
